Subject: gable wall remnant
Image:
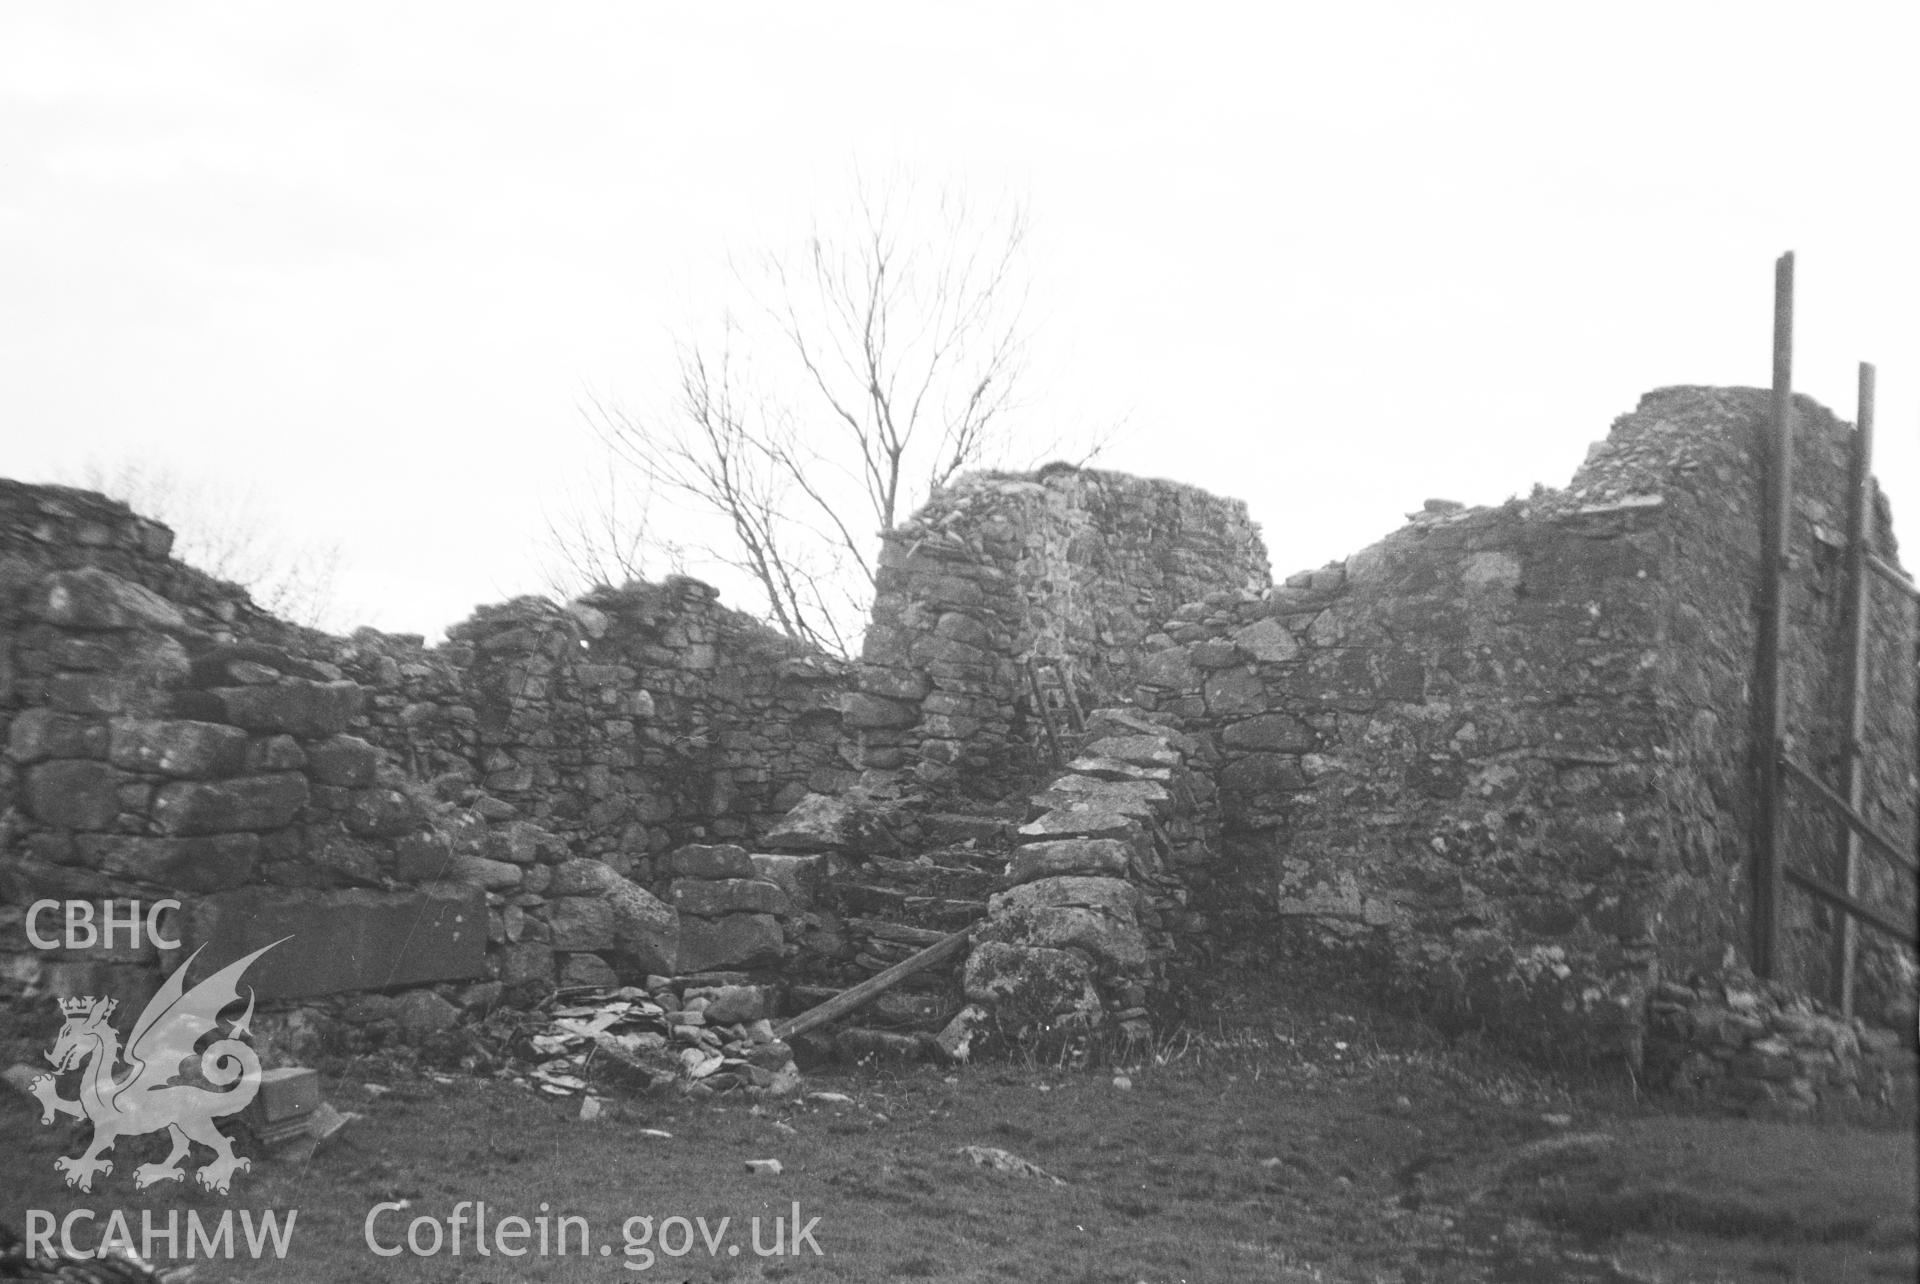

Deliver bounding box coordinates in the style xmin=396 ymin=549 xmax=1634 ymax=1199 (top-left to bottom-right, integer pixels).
xmin=851 ymin=465 xmax=1269 ymax=797
xmin=1130 ymin=386 xmax=1917 ymax=1094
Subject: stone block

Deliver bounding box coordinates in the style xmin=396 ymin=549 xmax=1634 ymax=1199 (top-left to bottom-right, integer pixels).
xmin=1221 ymin=713 xmax=1317 ymax=752
xmin=559 ymin=953 xmax=618 ymax=987
xmin=108 ymin=718 xmax=249 ymax=778
xmin=668 ymin=843 xmax=758 ymax=879
xmin=678 ymin=913 xmax=784 ymax=972
xmin=670 ymin=877 xmax=790 ymax=918
xmin=245 ymin=735 xmax=307 ymax=771
xmin=308 ymin=734 xmax=379 ymax=786
xmin=344 ymin=787 xmax=421 ymax=838
xmin=498 ymin=941 xmax=555 ymax=986
xmin=1218 ymin=753 xmax=1310 ymax=797
xmin=89 ymin=833 xmax=262 ymax=891
xmin=185 ymin=884 xmax=488 ymax=998
xmin=184 ymin=680 xmax=364 ymax=736
xmin=547 ymin=858 xmax=624 ymax=896
xmin=25 ymin=760 xmax=129 ymax=829
xmin=7 ymin=708 xmax=105 ymax=763
xmin=608 ymin=881 xmax=679 ymax=976
xmin=963 ymin=941 xmax=1103 ymax=1030
xmin=447 ymin=854 xmax=524 ymax=890
xmin=1229 ymin=616 xmax=1301 ymax=662
xmin=841 ymin=693 xmax=918 ymax=729
xmin=684 ymin=983 xmax=768 ymax=1024
xmin=1005 ymin=838 xmax=1133 ymax=887
xmin=31 ymin=567 xmax=187 ymax=631
xmin=546 ymin=896 xmax=615 ymax=950
xmin=988 ymin=876 xmax=1148 ymax=973
xmin=749 ymin=852 xmax=832 ymax=909
xmin=152 ymin=773 xmax=309 ymax=835
xmin=1202 ymin=667 xmax=1267 ymax=716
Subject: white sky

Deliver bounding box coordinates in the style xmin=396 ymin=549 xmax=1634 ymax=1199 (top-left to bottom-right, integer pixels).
xmin=4 ymin=2 xmax=1916 ymax=639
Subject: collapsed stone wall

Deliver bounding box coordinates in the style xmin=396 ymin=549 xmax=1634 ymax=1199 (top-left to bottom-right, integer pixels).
xmin=338 ymin=581 xmax=853 ymax=866
xmin=850 ymin=466 xmax=1269 ymax=797
xmin=1131 ymin=387 xmax=1918 ymax=1075
xmin=0 ymin=481 xmax=842 ymax=1062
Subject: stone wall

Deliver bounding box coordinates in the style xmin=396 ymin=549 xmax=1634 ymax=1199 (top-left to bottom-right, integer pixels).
xmin=850 ymin=466 xmax=1269 ymax=797
xmin=338 ymin=580 xmax=853 ymax=869
xmin=0 ymin=481 xmax=841 ymax=1051
xmin=1132 ymin=387 xmax=1917 ymax=1071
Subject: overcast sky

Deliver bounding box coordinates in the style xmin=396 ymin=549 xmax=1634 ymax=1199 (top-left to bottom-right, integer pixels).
xmin=4 ymin=3 xmax=1916 ymax=639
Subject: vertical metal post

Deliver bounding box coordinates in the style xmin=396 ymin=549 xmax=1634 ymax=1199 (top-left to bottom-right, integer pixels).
xmin=1831 ymin=362 xmax=1876 ymax=1013
xmin=1752 ymin=250 xmax=1794 ymax=980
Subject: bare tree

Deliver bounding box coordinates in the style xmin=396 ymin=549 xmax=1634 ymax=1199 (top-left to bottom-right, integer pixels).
xmin=585 ymin=178 xmax=1076 ymax=656
xmin=69 ymin=457 xmax=350 ymax=632
xmin=537 ymin=451 xmax=682 ymax=601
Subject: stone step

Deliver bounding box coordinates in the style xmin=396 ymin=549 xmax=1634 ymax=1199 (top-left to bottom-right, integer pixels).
xmin=922 ymin=812 xmax=1018 ymax=848
xmin=859 ymin=855 xmax=1001 ymax=899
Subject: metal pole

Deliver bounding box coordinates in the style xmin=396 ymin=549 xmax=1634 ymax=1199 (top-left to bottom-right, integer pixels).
xmin=1831 ymin=362 xmax=1875 ymax=1013
xmin=1752 ymin=250 xmax=1794 ymax=980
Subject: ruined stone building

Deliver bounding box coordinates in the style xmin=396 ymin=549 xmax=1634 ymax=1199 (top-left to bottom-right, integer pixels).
xmin=3 ymin=385 xmax=1915 ymax=1113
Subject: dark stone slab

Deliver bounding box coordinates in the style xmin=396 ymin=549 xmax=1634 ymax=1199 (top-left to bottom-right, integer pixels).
xmin=185 ymin=884 xmax=488 ymax=998
xmin=152 ymin=773 xmax=309 ymax=835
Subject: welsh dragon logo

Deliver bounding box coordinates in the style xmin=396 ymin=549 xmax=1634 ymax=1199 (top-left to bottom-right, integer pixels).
xmin=30 ymin=939 xmax=284 ymax=1194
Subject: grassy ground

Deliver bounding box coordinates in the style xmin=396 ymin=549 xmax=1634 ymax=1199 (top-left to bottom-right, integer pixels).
xmin=4 ymin=975 xmax=1913 ymax=1283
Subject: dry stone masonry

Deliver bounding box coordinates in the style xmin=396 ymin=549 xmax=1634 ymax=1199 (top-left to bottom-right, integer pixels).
xmin=3 ymin=384 xmax=1914 ymax=1117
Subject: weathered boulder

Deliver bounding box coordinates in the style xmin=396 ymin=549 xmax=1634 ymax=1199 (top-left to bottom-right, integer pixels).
xmin=964 ymin=941 xmax=1104 ymax=1030
xmin=1004 ymin=837 xmax=1133 ymax=888
xmin=987 ymin=876 xmax=1149 ymax=973
xmin=1221 ymin=713 xmax=1316 ymax=752
xmin=1229 ymin=616 xmax=1301 ymax=662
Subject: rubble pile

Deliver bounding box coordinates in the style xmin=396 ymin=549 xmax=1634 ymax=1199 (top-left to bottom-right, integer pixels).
xmin=477 ymin=979 xmax=802 ymax=1105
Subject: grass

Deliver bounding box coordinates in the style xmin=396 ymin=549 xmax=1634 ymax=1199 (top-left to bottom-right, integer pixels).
xmin=3 ymin=974 xmax=1913 ymax=1283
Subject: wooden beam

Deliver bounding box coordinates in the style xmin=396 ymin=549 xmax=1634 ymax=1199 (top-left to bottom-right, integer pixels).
xmin=1784 ymin=865 xmax=1915 ymax=945
xmin=774 ymin=925 xmax=975 ymax=1042
xmin=1752 ymin=250 xmax=1795 ymax=979
xmin=1866 ymin=551 xmax=1920 ymax=603
xmin=1832 ymin=362 xmax=1876 ymax=1013
xmin=1780 ymin=753 xmax=1917 ymax=874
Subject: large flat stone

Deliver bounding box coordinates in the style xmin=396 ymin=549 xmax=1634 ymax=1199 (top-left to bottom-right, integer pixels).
xmin=1016 ymin=808 xmax=1142 ymax=841
xmin=7 ymin=708 xmax=106 ymax=763
xmin=677 ymin=913 xmax=783 ymax=972
xmin=108 ymin=718 xmax=249 ymax=778
xmin=1004 ymin=838 xmax=1133 ymax=888
xmin=88 ymin=834 xmax=261 ymax=891
xmin=178 ymin=680 xmax=364 ymax=736
xmin=152 ymin=773 xmax=309 ymax=835
xmin=670 ymin=877 xmax=790 ymax=919
xmin=546 ymin=896 xmax=615 ymax=950
xmin=988 ymin=876 xmax=1148 ymax=972
xmin=963 ymin=940 xmax=1103 ymax=1030
xmin=185 ymin=884 xmax=488 ymax=998
xmin=25 ymin=760 xmax=129 ymax=830
xmin=31 ymin=568 xmax=187 ymax=632
xmin=608 ymin=881 xmax=679 ymax=976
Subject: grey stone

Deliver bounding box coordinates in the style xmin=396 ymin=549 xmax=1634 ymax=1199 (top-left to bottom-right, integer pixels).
xmin=92 ymin=834 xmax=261 ymax=891
xmin=668 ymin=843 xmax=757 ymax=878
xmin=964 ymin=942 xmax=1103 ymax=1030
xmin=7 ymin=708 xmax=105 ymax=763
xmin=608 ymin=881 xmax=680 ymax=976
xmin=392 ymin=989 xmax=461 ymax=1039
xmin=546 ymin=897 xmax=615 ymax=950
xmin=308 ymin=735 xmax=379 ymax=786
xmin=184 ymin=680 xmax=364 ymax=736
xmin=678 ymin=913 xmax=784 ymax=971
xmin=1005 ymin=838 xmax=1133 ymax=887
xmin=31 ymin=568 xmax=187 ymax=631
xmin=185 ymin=884 xmax=488 ymax=998
xmin=108 ymin=718 xmax=248 ymax=778
xmin=988 ymin=876 xmax=1148 ymax=972
xmin=152 ymin=773 xmax=309 ymax=835
xmin=25 ymin=760 xmax=129 ymax=829
xmin=670 ymin=877 xmax=790 ymax=918
xmin=1229 ymin=616 xmax=1301 ymax=662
